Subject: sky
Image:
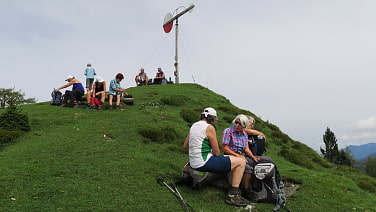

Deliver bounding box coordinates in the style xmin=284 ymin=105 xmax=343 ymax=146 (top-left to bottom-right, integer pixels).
xmin=1 ymin=0 xmax=376 ymax=152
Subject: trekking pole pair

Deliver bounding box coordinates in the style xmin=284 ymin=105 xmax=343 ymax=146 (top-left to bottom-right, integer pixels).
xmin=157 ymin=178 xmax=196 ymax=212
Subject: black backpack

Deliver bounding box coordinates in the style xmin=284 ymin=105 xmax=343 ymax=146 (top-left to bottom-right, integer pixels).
xmin=252 ymin=161 xmax=289 ymax=211
xmin=50 ymin=90 xmax=62 ymax=106
xmin=248 ymin=134 xmax=266 ymax=156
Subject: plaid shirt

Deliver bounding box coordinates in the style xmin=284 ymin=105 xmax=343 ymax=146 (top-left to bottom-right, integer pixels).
xmin=222 ymin=126 xmax=248 ymax=153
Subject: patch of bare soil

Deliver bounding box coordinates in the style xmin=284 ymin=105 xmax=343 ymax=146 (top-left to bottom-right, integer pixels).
xmin=284 ymin=181 xmax=300 ymax=197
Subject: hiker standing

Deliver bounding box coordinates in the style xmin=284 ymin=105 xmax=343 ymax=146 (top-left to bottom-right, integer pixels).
xmin=183 ymin=108 xmax=248 ymax=207
xmin=84 ymin=63 xmax=96 ymax=103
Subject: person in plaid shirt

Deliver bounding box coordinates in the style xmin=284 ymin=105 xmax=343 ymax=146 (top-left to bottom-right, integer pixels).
xmin=222 ymin=114 xmax=259 ymax=201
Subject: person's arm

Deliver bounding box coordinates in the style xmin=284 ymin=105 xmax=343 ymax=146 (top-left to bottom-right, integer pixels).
xmin=206 ymin=125 xmax=220 ymax=156
xmin=244 ymin=145 xmax=259 ymax=162
xmin=244 ymin=128 xmax=266 ymax=140
xmin=110 ymin=80 xmax=124 ymax=93
xmin=102 ymin=82 xmax=107 ymax=94
xmin=183 ymin=134 xmax=189 ymax=152
xmin=55 ymin=81 xmax=74 ymax=92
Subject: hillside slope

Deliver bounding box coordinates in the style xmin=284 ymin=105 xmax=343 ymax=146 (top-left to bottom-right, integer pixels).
xmin=1 ymin=83 xmax=375 ymax=212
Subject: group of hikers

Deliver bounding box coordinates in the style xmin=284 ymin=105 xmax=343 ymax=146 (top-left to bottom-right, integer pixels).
xmin=53 ymin=64 xmax=167 ymax=109
xmin=184 ymin=107 xmax=274 ymax=207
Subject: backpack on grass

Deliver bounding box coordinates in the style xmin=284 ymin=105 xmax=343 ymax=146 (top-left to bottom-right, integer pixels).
xmin=50 ymin=90 xmax=62 ymax=106
xmin=252 ymin=162 xmax=287 ymax=211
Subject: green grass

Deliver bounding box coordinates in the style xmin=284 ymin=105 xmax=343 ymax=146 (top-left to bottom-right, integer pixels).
xmin=1 ymin=83 xmax=376 ymax=211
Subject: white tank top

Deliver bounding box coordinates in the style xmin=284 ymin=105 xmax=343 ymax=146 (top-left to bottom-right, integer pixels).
xmin=189 ymin=121 xmax=213 ymax=169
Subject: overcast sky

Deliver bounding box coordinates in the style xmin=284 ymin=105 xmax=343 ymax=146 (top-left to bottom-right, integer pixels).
xmin=1 ymin=0 xmax=375 ymax=152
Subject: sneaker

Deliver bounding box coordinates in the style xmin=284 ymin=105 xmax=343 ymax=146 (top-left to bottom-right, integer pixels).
xmin=225 ymin=193 xmax=248 ymax=206
xmin=97 ymin=105 xmax=103 ymax=110
xmin=60 ymin=104 xmax=67 ymax=107
xmin=73 ymin=104 xmax=79 ymax=109
xmin=109 ymin=106 xmax=113 ymax=110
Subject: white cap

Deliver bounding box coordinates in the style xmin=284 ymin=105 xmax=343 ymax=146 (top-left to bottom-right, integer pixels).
xmin=65 ymin=75 xmax=74 ymax=81
xmin=96 ymin=76 xmax=104 ymax=82
xmin=202 ymin=107 xmax=217 ymax=117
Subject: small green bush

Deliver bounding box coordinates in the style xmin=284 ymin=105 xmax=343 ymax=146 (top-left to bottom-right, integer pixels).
xmin=279 ymin=148 xmax=314 ymax=169
xmin=160 ymin=95 xmax=186 ymax=106
xmin=217 ymin=105 xmax=239 ymax=115
xmin=180 ymin=108 xmax=199 ymax=124
xmin=222 ymin=116 xmax=234 ymax=125
xmin=0 ymin=129 xmax=22 ymax=144
xmin=138 ymin=126 xmax=179 ymax=143
xmin=0 ymin=106 xmax=30 ymax=131
xmin=357 ymin=178 xmax=376 ymax=194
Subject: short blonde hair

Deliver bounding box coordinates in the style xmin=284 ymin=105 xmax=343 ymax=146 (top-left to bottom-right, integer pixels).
xmin=232 ymin=114 xmax=249 ymax=128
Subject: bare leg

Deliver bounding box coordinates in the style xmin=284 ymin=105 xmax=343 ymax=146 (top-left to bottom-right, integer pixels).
xmin=109 ymin=95 xmax=113 ymax=106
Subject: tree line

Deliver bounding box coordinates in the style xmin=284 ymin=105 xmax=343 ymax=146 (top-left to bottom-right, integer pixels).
xmin=321 ymin=127 xmax=376 ymax=178
xmin=0 ymin=87 xmax=36 ymax=109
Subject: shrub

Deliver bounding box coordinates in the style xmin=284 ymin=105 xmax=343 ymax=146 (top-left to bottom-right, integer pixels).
xmin=0 ymin=129 xmax=22 ymax=144
xmin=180 ymin=108 xmax=199 ymax=124
xmin=138 ymin=126 xmax=179 ymax=143
xmin=357 ymin=178 xmax=376 ymax=195
xmin=279 ymin=148 xmax=314 ymax=170
xmin=0 ymin=106 xmax=30 ymax=131
xmin=160 ymin=95 xmax=186 ymax=106
xmin=217 ymin=105 xmax=239 ymax=115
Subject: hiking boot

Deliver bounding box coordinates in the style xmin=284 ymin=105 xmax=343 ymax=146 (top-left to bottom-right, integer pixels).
xmin=225 ymin=193 xmax=248 ymax=206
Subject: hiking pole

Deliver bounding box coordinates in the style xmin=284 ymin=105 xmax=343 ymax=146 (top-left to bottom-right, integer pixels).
xmin=171 ymin=182 xmax=196 ymax=212
xmin=157 ymin=178 xmax=196 ymax=212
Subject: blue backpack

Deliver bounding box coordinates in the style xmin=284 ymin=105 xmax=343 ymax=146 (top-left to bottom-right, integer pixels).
xmin=50 ymin=90 xmax=62 ymax=105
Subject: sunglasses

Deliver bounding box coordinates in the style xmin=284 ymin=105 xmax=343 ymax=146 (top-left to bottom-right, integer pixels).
xmin=234 ymin=121 xmax=244 ymax=127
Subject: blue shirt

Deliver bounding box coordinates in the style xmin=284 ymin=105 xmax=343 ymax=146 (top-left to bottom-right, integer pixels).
xmin=108 ymin=79 xmax=122 ymax=95
xmin=84 ymin=67 xmax=96 ymax=79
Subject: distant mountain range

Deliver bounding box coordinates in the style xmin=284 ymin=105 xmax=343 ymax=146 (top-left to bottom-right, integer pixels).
xmin=347 ymin=143 xmax=376 ymax=160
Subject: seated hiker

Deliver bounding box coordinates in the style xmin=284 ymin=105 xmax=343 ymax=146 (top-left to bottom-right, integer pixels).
xmin=222 ymin=114 xmax=273 ymax=201
xmin=108 ymin=73 xmax=125 ymax=110
xmin=135 ymin=68 xmax=148 ymax=86
xmin=245 ymin=115 xmax=267 ymax=156
xmin=183 ymin=108 xmax=248 ymax=207
xmin=54 ymin=75 xmax=85 ymax=108
xmin=222 ymin=114 xmax=261 ymax=201
xmin=153 ymin=67 xmax=166 ymax=84
xmin=89 ymin=76 xmax=106 ymax=110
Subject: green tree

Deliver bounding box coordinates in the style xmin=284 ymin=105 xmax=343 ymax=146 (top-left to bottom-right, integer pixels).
xmin=320 ymin=127 xmax=354 ymax=166
xmin=320 ymin=127 xmax=339 ymax=163
xmin=366 ymin=156 xmax=376 ymax=177
xmin=336 ymin=147 xmax=355 ymax=166
xmin=0 ymin=87 xmax=36 ymax=109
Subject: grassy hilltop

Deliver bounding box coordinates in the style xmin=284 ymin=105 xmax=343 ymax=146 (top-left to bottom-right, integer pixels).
xmin=1 ymin=83 xmax=376 ymax=212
